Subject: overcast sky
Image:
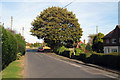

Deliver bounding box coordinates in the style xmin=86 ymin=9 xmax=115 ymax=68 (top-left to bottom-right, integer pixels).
xmin=1 ymin=0 xmax=119 ymax=43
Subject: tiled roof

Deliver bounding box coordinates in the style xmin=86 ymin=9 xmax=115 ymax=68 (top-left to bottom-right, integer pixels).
xmin=102 ymin=25 xmax=120 ymax=39
xmin=117 ymin=25 xmax=120 ymax=28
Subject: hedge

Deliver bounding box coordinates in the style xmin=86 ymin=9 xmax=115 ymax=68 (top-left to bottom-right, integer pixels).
xmin=2 ymin=27 xmax=18 ymax=69
xmin=74 ymin=48 xmax=120 ymax=70
xmin=15 ymin=34 xmax=26 ymax=55
xmin=2 ymin=26 xmax=26 ymax=69
xmin=57 ymin=46 xmax=73 ymax=58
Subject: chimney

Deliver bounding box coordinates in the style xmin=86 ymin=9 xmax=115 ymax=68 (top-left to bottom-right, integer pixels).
xmin=84 ymin=39 xmax=86 ymax=44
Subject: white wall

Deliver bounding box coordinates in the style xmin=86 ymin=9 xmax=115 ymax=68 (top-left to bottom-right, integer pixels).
xmin=104 ymin=46 xmax=118 ymax=53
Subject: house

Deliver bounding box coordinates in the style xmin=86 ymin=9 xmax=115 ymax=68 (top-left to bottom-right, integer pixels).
xmin=102 ymin=25 xmax=120 ymax=53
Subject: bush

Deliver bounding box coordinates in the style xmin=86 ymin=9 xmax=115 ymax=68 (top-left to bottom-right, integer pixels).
xmin=74 ymin=48 xmax=120 ymax=70
xmin=2 ymin=27 xmax=18 ymax=69
xmin=57 ymin=46 xmax=66 ymax=54
xmin=79 ymin=43 xmax=86 ymax=50
xmin=15 ymin=34 xmax=26 ymax=55
xmin=74 ymin=48 xmax=85 ymax=56
xmin=16 ymin=53 xmax=22 ymax=60
xmin=85 ymin=43 xmax=92 ymax=51
xmin=2 ymin=26 xmax=26 ymax=69
xmin=86 ymin=53 xmax=120 ymax=70
xmin=57 ymin=46 xmax=73 ymax=58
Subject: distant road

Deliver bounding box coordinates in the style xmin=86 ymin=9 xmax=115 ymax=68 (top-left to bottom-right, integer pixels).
xmin=24 ymin=49 xmax=118 ymax=79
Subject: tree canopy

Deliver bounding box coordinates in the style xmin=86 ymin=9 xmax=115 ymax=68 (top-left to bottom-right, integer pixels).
xmin=30 ymin=7 xmax=83 ymax=50
xmin=92 ymin=33 xmax=104 ymax=53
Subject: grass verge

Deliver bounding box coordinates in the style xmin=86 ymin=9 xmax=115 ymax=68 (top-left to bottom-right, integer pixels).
xmin=2 ymin=56 xmax=24 ymax=78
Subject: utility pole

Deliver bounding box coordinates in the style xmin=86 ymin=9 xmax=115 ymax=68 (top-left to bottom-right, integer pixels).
xmin=22 ymin=27 xmax=24 ymax=36
xmin=96 ymin=26 xmax=98 ymax=34
xmin=0 ymin=16 xmax=1 ymax=25
xmin=11 ymin=16 xmax=13 ymax=31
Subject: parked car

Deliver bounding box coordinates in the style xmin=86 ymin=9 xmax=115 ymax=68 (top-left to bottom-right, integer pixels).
xmin=38 ymin=47 xmax=44 ymax=52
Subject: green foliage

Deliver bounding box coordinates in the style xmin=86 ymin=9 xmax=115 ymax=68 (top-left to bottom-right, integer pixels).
xmin=85 ymin=53 xmax=92 ymax=58
xmin=57 ymin=46 xmax=66 ymax=54
xmin=30 ymin=6 xmax=83 ymax=50
xmin=85 ymin=43 xmax=92 ymax=51
xmin=2 ymin=25 xmax=26 ymax=69
xmin=2 ymin=27 xmax=18 ymax=69
xmin=79 ymin=43 xmax=86 ymax=50
xmin=28 ymin=42 xmax=41 ymax=48
xmin=33 ymin=42 xmax=40 ymax=47
xmin=92 ymin=33 xmax=104 ymax=53
xmin=74 ymin=50 xmax=120 ymax=70
xmin=74 ymin=48 xmax=85 ymax=56
xmin=69 ymin=50 xmax=73 ymax=58
xmin=74 ymin=48 xmax=91 ymax=58
xmin=15 ymin=34 xmax=26 ymax=55
xmin=64 ymin=40 xmax=74 ymax=48
xmin=57 ymin=46 xmax=73 ymax=58
xmin=30 ymin=44 xmax=34 ymax=48
xmin=16 ymin=53 xmax=22 ymax=60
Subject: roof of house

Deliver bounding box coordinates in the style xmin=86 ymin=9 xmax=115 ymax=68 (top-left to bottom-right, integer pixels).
xmin=102 ymin=25 xmax=120 ymax=39
xmin=118 ymin=25 xmax=120 ymax=28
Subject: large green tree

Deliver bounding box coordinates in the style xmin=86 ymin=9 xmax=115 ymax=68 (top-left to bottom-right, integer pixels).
xmin=30 ymin=7 xmax=83 ymax=50
xmin=92 ymin=33 xmax=104 ymax=53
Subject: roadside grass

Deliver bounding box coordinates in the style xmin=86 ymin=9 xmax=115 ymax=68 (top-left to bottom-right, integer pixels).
xmin=2 ymin=56 xmax=24 ymax=78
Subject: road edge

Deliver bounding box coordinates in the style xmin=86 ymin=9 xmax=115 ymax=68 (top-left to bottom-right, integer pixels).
xmin=46 ymin=53 xmax=120 ymax=76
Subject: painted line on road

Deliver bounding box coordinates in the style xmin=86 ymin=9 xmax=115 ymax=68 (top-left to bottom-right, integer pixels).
xmin=42 ymin=53 xmax=118 ymax=78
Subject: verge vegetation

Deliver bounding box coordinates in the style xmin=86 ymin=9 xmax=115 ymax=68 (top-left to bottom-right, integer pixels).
xmin=1 ymin=25 xmax=26 ymax=69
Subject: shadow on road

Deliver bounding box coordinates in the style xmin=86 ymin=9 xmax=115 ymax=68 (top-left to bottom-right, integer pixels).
xmin=26 ymin=49 xmax=37 ymax=52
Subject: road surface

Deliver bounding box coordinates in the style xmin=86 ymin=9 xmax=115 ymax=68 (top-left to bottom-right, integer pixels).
xmin=24 ymin=49 xmax=118 ymax=79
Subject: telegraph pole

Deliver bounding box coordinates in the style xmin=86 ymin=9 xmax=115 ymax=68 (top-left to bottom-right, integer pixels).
xmin=22 ymin=27 xmax=24 ymax=36
xmin=96 ymin=26 xmax=98 ymax=34
xmin=11 ymin=16 xmax=13 ymax=31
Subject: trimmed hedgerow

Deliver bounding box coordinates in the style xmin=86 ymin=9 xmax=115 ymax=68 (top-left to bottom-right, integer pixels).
xmin=15 ymin=34 xmax=26 ymax=55
xmin=2 ymin=27 xmax=18 ymax=69
xmin=2 ymin=26 xmax=26 ymax=69
xmin=57 ymin=46 xmax=73 ymax=58
xmin=74 ymin=48 xmax=120 ymax=70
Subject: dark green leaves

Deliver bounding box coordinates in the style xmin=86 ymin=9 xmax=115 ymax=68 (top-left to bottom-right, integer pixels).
xmin=30 ymin=6 xmax=83 ymax=49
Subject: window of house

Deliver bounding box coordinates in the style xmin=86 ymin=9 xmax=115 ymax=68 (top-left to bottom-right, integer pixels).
xmin=106 ymin=39 xmax=109 ymax=44
xmin=112 ymin=38 xmax=117 ymax=44
xmin=105 ymin=48 xmax=108 ymax=53
xmin=111 ymin=49 xmax=117 ymax=53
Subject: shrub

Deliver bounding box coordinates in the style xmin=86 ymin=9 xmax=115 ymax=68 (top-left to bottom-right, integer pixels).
xmin=74 ymin=48 xmax=85 ymax=56
xmin=57 ymin=46 xmax=66 ymax=54
xmin=2 ymin=27 xmax=18 ymax=69
xmin=79 ymin=43 xmax=86 ymax=51
xmin=57 ymin=46 xmax=73 ymax=58
xmin=15 ymin=34 xmax=26 ymax=55
xmin=85 ymin=43 xmax=92 ymax=51
xmin=16 ymin=53 xmax=22 ymax=60
xmin=2 ymin=26 xmax=26 ymax=69
xmin=74 ymin=48 xmax=120 ymax=70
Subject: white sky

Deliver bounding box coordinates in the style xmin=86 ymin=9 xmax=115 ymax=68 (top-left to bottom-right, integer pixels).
xmin=1 ymin=0 xmax=119 ymax=43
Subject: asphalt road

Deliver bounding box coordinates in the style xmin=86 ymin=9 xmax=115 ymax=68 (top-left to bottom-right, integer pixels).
xmin=24 ymin=49 xmax=119 ymax=79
